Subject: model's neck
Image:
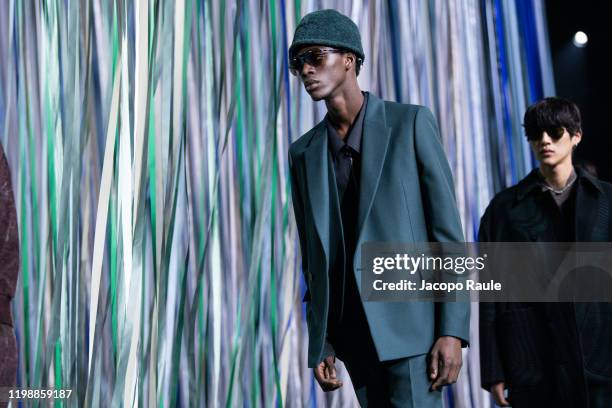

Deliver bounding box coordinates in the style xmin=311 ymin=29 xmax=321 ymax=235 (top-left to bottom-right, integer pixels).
xmin=325 ymin=85 xmax=364 ymax=139
xmin=539 ymin=162 xmax=575 ymax=190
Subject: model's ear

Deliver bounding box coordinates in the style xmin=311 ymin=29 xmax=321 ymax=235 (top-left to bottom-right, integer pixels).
xmin=571 ymin=130 xmax=582 ymax=147
xmin=344 ymin=53 xmax=355 ymax=72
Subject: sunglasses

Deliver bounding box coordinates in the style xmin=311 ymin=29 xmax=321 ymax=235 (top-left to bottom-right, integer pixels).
xmin=526 ymin=127 xmax=566 ymax=141
xmin=289 ymin=48 xmax=345 ymax=76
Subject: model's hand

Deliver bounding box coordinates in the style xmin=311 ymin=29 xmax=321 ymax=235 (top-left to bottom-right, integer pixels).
xmin=490 ymin=382 xmax=510 ymax=406
xmin=313 ymin=355 xmax=343 ymax=392
xmin=428 ymin=336 xmax=462 ymax=391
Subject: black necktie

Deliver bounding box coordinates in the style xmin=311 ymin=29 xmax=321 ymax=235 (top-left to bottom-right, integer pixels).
xmin=337 ymin=146 xmax=354 ymax=199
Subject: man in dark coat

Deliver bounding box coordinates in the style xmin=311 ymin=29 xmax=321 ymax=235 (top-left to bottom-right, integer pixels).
xmin=479 ymin=97 xmax=612 ymax=407
xmin=0 ymin=143 xmax=19 ymax=404
xmin=288 ymin=9 xmax=469 ymax=406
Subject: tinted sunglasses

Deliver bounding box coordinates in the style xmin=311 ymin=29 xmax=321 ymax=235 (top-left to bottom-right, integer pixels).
xmin=526 ymin=127 xmax=566 ymax=141
xmin=289 ymin=48 xmax=345 ymax=76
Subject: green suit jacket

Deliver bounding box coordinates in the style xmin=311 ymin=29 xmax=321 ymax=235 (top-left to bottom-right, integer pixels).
xmin=288 ymin=92 xmax=470 ymax=368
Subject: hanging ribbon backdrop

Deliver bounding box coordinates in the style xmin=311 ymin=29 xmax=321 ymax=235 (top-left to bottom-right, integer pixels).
xmin=0 ymin=0 xmax=554 ymax=406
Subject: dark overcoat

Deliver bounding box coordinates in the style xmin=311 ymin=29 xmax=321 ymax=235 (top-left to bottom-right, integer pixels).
xmin=479 ymin=167 xmax=612 ymax=407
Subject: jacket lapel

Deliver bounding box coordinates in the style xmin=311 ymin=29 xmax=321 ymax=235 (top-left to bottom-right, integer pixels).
xmin=304 ymin=123 xmax=333 ymax=261
xmin=574 ymin=169 xmax=606 ymax=241
xmin=357 ymin=93 xmax=391 ymax=241
xmin=575 ymin=183 xmax=598 ymax=241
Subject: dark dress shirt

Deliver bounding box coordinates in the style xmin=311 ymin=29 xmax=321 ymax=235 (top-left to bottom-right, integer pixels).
xmin=325 ymin=92 xmax=370 ymax=355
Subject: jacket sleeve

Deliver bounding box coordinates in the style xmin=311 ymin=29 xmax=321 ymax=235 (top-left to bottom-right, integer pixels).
xmin=478 ymin=205 xmax=505 ymax=390
xmin=288 ymin=149 xmax=311 ymax=302
xmin=413 ymin=106 xmax=470 ymax=346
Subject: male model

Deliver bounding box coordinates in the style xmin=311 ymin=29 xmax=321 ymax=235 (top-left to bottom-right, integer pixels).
xmin=479 ymin=97 xmax=612 ymax=407
xmin=287 ymin=9 xmax=469 ymax=406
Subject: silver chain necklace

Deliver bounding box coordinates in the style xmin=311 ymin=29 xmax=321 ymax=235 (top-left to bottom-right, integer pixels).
xmin=541 ymin=173 xmax=577 ymax=194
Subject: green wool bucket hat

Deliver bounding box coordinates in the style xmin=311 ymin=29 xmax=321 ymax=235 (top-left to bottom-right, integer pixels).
xmin=289 ymin=9 xmax=365 ymax=62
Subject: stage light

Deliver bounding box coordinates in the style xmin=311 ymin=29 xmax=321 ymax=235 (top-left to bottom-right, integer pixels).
xmin=573 ymin=31 xmax=588 ymax=47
